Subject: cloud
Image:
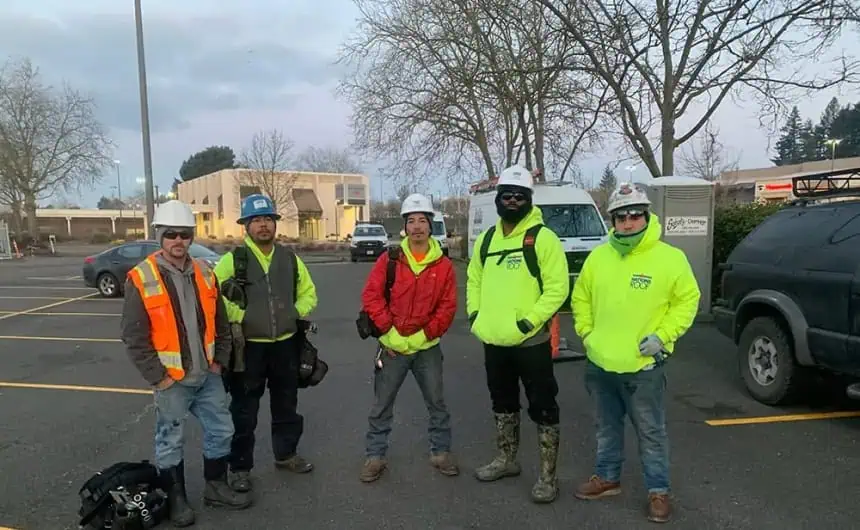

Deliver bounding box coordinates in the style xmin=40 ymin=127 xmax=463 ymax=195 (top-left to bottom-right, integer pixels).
xmin=0 ymin=11 xmax=344 ymax=133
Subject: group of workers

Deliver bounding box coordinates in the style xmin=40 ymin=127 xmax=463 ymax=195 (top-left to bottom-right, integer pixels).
xmin=119 ymin=163 xmax=700 ymax=527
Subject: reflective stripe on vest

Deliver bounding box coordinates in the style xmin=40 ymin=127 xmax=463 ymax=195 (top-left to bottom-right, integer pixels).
xmin=128 ymin=253 xmax=218 ymax=381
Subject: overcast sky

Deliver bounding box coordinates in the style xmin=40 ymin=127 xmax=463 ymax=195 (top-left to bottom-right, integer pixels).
xmin=0 ymin=0 xmax=853 ymax=208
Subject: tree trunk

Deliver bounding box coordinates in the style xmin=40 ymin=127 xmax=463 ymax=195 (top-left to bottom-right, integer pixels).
xmin=661 ymin=119 xmax=675 ymax=177
xmin=24 ymin=192 xmax=38 ymax=236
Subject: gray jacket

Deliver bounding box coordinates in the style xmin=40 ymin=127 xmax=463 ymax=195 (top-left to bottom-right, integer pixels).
xmin=120 ymin=258 xmax=232 ymax=386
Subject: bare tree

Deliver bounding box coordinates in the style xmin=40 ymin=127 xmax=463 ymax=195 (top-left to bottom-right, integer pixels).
xmin=679 ymin=121 xmax=739 ymax=181
xmin=0 ymin=57 xmax=113 ymax=234
xmin=294 ymin=146 xmax=363 ymax=174
xmin=535 ymin=0 xmax=859 ymax=177
xmin=336 ymin=0 xmax=606 ymax=187
xmin=238 ymin=129 xmax=297 ymax=217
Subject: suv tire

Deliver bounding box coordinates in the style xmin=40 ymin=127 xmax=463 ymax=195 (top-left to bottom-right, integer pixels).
xmin=738 ymin=316 xmax=805 ymax=406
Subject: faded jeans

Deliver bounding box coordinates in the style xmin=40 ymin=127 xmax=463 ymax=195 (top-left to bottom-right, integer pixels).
xmin=365 ymin=344 xmax=452 ymax=458
xmin=153 ymin=371 xmax=234 ymax=469
xmin=584 ymin=360 xmax=670 ymax=494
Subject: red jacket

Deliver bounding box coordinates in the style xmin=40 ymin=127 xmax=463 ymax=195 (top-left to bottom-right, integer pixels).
xmin=361 ymin=249 xmax=458 ymax=341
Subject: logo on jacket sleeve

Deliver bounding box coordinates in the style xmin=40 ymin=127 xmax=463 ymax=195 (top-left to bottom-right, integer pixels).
xmin=630 ymin=273 xmax=652 ymax=290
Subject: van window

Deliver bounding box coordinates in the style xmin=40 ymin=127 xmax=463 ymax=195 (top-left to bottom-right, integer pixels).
xmin=431 ymin=220 xmax=445 ymax=236
xmin=539 ymin=204 xmax=606 ymax=238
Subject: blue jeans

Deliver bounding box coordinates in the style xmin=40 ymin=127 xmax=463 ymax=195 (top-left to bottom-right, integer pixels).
xmin=584 ymin=361 xmax=669 ymax=494
xmin=365 ymin=345 xmax=452 ymax=458
xmin=153 ymin=371 xmax=234 ymax=469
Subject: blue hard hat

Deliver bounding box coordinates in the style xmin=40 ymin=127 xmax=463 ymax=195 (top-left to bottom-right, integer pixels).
xmin=237 ymin=193 xmax=281 ymax=224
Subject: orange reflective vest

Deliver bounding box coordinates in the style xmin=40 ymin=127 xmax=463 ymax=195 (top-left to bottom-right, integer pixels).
xmin=128 ymin=253 xmax=218 ymax=381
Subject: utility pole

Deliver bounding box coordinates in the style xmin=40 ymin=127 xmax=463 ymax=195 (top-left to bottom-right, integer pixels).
xmin=135 ymin=0 xmax=155 ymax=237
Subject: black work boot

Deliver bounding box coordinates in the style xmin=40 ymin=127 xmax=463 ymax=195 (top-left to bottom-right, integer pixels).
xmin=202 ymin=456 xmax=252 ymax=510
xmin=161 ymin=462 xmax=195 ymax=527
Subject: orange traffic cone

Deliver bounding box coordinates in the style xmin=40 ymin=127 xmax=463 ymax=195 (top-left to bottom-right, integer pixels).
xmin=550 ymin=313 xmax=561 ymax=358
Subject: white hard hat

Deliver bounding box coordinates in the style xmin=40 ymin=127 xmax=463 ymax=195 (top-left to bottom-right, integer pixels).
xmin=152 ymin=200 xmax=196 ymax=228
xmin=607 ymin=182 xmax=651 ymax=213
xmin=400 ymin=193 xmax=435 ymax=217
xmin=497 ymin=165 xmax=533 ymax=190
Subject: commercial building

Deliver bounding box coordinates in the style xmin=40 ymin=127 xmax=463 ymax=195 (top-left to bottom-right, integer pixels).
xmin=719 ymin=156 xmax=860 ymax=203
xmin=176 ymin=169 xmax=370 ymax=240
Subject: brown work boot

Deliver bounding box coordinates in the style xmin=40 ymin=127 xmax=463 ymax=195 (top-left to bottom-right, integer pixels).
xmin=430 ymin=452 xmax=460 ymax=476
xmin=274 ymin=454 xmax=314 ymax=473
xmin=359 ymin=457 xmax=387 ymax=483
xmin=574 ymin=475 xmax=622 ymax=500
xmin=647 ymin=493 xmax=671 ymax=523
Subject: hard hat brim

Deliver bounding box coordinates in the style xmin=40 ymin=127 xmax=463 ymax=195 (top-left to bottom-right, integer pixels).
xmin=237 ymin=213 xmax=282 ymax=224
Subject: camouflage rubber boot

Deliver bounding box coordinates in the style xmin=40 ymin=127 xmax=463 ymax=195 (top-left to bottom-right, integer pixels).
xmin=474 ymin=412 xmax=522 ymax=482
xmin=531 ymin=424 xmax=560 ymax=503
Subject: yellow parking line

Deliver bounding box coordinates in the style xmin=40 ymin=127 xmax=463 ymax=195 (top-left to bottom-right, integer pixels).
xmin=0 ymin=285 xmax=92 ymax=290
xmin=0 ymin=296 xmax=75 ymax=300
xmin=706 ymin=410 xmax=860 ymax=426
xmin=0 ymin=382 xmax=151 ymax=395
xmin=0 ymin=311 xmax=119 ymax=316
xmin=0 ymin=292 xmax=98 ymax=321
xmin=0 ymin=336 xmax=120 ymax=342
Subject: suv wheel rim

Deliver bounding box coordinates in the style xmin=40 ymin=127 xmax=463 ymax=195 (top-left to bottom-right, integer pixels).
xmin=99 ymin=276 xmax=115 ymax=296
xmin=749 ymin=336 xmax=778 ymax=386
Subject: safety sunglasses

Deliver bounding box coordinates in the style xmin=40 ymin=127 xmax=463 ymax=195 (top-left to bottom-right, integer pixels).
xmin=500 ymin=191 xmax=528 ymax=202
xmin=163 ymin=230 xmax=193 ymax=240
xmin=613 ymin=209 xmax=646 ymax=221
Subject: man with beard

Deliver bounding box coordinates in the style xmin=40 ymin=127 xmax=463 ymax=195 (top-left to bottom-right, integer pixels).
xmin=467 ymin=165 xmax=569 ymax=504
xmin=214 ymin=194 xmax=319 ymax=494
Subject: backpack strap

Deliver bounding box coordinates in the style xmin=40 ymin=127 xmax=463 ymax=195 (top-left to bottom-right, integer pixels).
xmin=522 ymin=224 xmax=543 ymax=294
xmin=478 ymin=224 xmax=545 ymax=294
xmin=384 ymin=247 xmax=400 ymax=303
xmin=479 ymin=225 xmax=497 ymax=267
xmin=233 ymin=246 xmax=249 ymax=287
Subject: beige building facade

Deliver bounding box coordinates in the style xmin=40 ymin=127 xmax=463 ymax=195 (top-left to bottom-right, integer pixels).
xmin=176 ymin=169 xmax=370 ymax=240
xmin=720 ymin=156 xmax=860 ymax=203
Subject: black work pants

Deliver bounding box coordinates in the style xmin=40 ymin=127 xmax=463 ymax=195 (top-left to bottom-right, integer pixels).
xmin=228 ymin=335 xmax=302 ymax=472
xmin=484 ymin=340 xmax=560 ymax=426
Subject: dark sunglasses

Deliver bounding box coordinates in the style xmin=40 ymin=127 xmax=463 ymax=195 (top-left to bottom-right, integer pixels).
xmin=500 ymin=191 xmax=528 ymax=202
xmin=613 ymin=209 xmax=646 ymax=222
xmin=163 ymin=230 xmax=193 ymax=240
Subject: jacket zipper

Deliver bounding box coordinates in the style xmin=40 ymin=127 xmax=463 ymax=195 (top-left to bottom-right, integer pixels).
xmin=265 ymin=273 xmax=276 ymax=338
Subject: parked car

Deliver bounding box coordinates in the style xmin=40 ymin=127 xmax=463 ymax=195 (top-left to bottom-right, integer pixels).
xmin=713 ymin=172 xmax=860 ymax=405
xmin=83 ymin=240 xmax=222 ymax=297
xmin=350 ymin=223 xmax=390 ymax=262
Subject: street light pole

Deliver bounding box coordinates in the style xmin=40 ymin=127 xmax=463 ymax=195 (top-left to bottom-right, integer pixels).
xmin=114 ymin=160 xmax=123 ymax=220
xmin=134 ymin=0 xmax=155 ymax=238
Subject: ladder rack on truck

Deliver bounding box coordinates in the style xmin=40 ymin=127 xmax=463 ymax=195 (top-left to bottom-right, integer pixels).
xmin=792 ymin=168 xmax=860 ymax=201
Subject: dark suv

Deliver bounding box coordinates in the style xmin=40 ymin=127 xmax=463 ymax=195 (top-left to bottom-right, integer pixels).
xmin=713 ymin=173 xmax=860 ymax=405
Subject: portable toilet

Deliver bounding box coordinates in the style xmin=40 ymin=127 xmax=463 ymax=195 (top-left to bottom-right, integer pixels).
xmin=644 ymin=176 xmax=716 ymax=317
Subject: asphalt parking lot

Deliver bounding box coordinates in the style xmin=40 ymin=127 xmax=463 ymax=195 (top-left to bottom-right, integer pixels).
xmin=1 ymin=253 xmax=859 ymax=530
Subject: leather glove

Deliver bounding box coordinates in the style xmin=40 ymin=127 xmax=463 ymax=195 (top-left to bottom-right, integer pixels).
xmin=638 ymin=334 xmax=664 ymax=357
xmin=516 ymin=319 xmax=534 ymax=334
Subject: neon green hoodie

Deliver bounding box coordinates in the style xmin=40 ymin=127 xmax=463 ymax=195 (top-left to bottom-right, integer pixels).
xmin=466 ymin=206 xmax=569 ymax=347
xmin=571 ymin=215 xmax=701 ymax=373
xmin=378 ymin=237 xmax=445 ymax=354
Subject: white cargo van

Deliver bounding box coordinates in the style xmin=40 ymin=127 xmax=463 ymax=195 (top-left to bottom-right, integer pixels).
xmin=431 ymin=210 xmax=449 ymax=256
xmin=467 ymin=179 xmax=608 ymax=284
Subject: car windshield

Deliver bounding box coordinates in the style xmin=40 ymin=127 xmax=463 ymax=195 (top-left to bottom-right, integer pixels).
xmin=432 ymin=220 xmax=445 ymax=236
xmin=354 ymin=226 xmax=386 ymax=236
xmin=538 ymin=204 xmax=606 ymax=238
xmin=189 ymin=243 xmax=220 ymax=258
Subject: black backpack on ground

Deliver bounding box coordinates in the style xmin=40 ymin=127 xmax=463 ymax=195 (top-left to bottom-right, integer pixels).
xmin=77 ymin=460 xmax=168 ymax=529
